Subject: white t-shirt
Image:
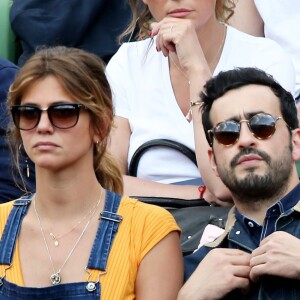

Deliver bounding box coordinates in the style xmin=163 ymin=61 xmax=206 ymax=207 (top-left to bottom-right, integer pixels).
xmin=254 ymin=0 xmax=300 ymax=97
xmin=106 ymin=25 xmax=295 ymax=184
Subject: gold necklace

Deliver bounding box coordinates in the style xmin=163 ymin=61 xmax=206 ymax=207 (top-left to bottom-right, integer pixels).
xmin=49 ymin=200 xmax=101 ymax=247
xmin=33 ymin=191 xmax=102 ymax=285
xmin=169 ymin=54 xmax=191 ymax=86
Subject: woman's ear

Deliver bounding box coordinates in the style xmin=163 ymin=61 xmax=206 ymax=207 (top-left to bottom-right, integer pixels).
xmin=291 ymin=128 xmax=300 ymax=161
xmin=208 ymin=148 xmax=220 ymax=177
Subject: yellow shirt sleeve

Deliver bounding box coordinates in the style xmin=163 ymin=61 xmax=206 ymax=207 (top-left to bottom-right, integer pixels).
xmin=99 ymin=196 xmax=181 ymax=300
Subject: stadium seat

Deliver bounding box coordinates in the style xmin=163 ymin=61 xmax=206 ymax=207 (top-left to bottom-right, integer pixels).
xmin=0 ymin=0 xmax=17 ymax=63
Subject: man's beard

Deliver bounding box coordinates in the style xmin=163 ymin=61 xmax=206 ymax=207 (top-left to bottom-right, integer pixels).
xmin=215 ymin=144 xmax=293 ymax=204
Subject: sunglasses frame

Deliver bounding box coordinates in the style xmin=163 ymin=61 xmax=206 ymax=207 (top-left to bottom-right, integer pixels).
xmin=208 ymin=113 xmax=283 ymax=147
xmin=11 ymin=103 xmax=86 ymax=131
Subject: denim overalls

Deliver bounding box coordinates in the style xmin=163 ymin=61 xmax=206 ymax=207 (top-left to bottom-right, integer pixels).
xmin=0 ymin=190 xmax=122 ymax=300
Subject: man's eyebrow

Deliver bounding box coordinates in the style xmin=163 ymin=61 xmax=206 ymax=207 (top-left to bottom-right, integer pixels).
xmin=243 ymin=111 xmax=266 ymax=119
xmin=223 ymin=111 xmax=267 ymax=122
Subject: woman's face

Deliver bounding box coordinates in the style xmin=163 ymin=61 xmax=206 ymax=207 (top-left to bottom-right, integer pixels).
xmin=142 ymin=0 xmax=217 ymax=27
xmin=19 ymin=75 xmax=98 ymax=172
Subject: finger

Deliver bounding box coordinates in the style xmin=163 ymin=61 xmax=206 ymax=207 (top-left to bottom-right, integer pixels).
xmin=250 ymin=253 xmax=266 ymax=268
xmin=150 ymin=22 xmax=160 ymax=36
xmin=249 ymin=264 xmax=266 ymax=282
xmin=213 ymin=248 xmax=251 ymax=256
xmin=233 ymin=265 xmax=251 ymax=278
xmin=251 ymin=245 xmax=266 ymax=257
xmin=231 ymin=255 xmax=251 ymax=267
xmin=232 ymin=276 xmax=251 ymax=291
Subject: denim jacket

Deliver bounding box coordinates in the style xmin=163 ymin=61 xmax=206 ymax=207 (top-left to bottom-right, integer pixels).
xmin=184 ymin=184 xmax=300 ymax=300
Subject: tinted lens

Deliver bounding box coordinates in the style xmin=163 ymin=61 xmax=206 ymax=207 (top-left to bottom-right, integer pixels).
xmin=11 ymin=106 xmax=41 ymax=130
xmin=249 ymin=113 xmax=276 ymax=139
xmin=48 ymin=104 xmax=80 ymax=129
xmin=213 ymin=120 xmax=240 ymax=146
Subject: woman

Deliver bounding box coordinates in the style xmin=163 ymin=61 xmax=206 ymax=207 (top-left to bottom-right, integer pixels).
xmin=0 ymin=46 xmax=183 ymax=299
xmin=229 ymin=0 xmax=300 ymax=122
xmin=106 ymin=0 xmax=295 ymax=204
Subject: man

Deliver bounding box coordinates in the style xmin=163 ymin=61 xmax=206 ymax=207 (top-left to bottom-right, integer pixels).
xmin=0 ymin=57 xmax=35 ymax=202
xmin=179 ymin=67 xmax=300 ymax=299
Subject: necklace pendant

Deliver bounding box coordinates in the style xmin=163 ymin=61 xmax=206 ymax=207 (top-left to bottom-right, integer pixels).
xmin=50 ymin=272 xmax=61 ymax=285
xmin=50 ymin=233 xmax=59 ymax=247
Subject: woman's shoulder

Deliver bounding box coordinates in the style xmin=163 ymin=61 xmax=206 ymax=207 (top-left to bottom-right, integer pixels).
xmin=120 ymin=195 xmax=173 ymax=215
xmin=107 ymin=38 xmax=158 ymax=67
xmin=0 ymin=200 xmax=18 ymax=232
xmin=226 ymin=25 xmax=285 ymax=50
xmin=0 ymin=200 xmax=16 ymax=214
xmin=119 ymin=196 xmax=180 ymax=229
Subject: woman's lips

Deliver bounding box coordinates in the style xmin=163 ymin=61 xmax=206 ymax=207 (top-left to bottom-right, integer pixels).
xmin=34 ymin=142 xmax=58 ymax=150
xmin=168 ymin=8 xmax=193 ymax=18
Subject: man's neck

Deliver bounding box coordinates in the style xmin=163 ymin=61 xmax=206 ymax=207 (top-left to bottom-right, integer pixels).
xmin=234 ymin=200 xmax=275 ymax=225
xmin=233 ymin=179 xmax=299 ymax=225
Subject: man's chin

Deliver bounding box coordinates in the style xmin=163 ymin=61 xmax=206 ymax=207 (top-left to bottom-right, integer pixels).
xmin=235 ymin=167 xmax=266 ymax=180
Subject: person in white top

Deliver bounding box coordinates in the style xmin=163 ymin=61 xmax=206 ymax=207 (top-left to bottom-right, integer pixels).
xmin=106 ymin=0 xmax=295 ymax=204
xmin=230 ymin=0 xmax=300 ymax=100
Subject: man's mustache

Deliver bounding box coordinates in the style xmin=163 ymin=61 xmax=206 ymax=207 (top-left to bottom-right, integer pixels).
xmin=230 ymin=148 xmax=271 ymax=168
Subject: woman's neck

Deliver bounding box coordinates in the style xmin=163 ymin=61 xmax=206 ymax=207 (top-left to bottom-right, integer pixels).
xmin=34 ymin=168 xmax=103 ymax=219
xmin=196 ymin=20 xmax=227 ymax=72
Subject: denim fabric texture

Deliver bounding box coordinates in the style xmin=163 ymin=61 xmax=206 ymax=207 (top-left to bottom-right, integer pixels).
xmin=184 ymin=183 xmax=300 ymax=299
xmin=0 ymin=191 xmax=122 ymax=299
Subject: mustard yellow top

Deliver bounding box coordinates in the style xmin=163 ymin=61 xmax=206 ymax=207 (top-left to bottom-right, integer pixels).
xmin=0 ymin=196 xmax=180 ymax=299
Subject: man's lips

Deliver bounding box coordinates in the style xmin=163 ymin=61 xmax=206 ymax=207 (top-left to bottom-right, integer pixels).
xmin=237 ymin=154 xmax=263 ymax=165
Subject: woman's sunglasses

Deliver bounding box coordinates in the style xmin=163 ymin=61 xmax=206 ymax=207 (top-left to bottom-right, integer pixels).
xmin=11 ymin=103 xmax=86 ymax=131
xmin=208 ymin=113 xmax=285 ymax=147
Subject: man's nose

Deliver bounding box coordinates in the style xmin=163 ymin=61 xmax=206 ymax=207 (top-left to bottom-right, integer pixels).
xmin=237 ymin=122 xmax=257 ymax=148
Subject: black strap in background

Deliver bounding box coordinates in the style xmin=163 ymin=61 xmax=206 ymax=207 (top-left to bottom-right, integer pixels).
xmin=130 ymin=196 xmax=208 ymax=209
xmin=128 ymin=139 xmax=197 ymax=177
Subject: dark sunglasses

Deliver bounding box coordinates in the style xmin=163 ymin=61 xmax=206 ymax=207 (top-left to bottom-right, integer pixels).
xmin=11 ymin=103 xmax=86 ymax=130
xmin=208 ymin=113 xmax=285 ymax=147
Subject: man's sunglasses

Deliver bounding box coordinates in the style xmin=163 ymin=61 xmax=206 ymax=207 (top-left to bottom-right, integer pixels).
xmin=208 ymin=113 xmax=285 ymax=147
xmin=11 ymin=103 xmax=86 ymax=130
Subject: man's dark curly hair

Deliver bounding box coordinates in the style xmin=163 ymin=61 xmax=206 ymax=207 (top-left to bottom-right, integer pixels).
xmin=201 ymin=67 xmax=298 ymax=146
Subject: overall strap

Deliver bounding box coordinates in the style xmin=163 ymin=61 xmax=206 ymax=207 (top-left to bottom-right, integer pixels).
xmin=0 ymin=197 xmax=32 ymax=265
xmin=87 ymin=191 xmax=122 ymax=271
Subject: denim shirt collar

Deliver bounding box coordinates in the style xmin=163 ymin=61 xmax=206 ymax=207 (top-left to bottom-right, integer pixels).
xmin=206 ymin=183 xmax=300 ymax=249
xmin=234 ymin=182 xmax=300 ymax=228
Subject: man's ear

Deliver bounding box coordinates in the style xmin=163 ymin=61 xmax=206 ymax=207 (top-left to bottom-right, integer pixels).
xmin=291 ymin=128 xmax=300 ymax=161
xmin=208 ymin=148 xmax=220 ymax=177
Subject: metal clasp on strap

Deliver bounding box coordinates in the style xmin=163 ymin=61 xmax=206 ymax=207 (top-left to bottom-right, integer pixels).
xmin=99 ymin=211 xmax=123 ymax=223
xmin=13 ymin=199 xmax=32 ymax=206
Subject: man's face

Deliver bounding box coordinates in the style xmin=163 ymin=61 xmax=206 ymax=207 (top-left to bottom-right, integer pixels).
xmin=208 ymin=84 xmax=295 ymax=201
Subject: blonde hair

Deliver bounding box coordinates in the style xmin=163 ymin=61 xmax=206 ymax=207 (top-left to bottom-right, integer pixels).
xmin=7 ymin=46 xmax=123 ymax=194
xmin=120 ymin=0 xmax=236 ymax=42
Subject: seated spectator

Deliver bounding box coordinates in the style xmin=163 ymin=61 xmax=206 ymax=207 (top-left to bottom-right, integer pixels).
xmin=1 ymin=46 xmax=183 ymax=299
xmin=10 ymin=0 xmax=131 ymax=65
xmin=0 ymin=57 xmax=35 ymax=202
xmin=106 ymin=0 xmax=295 ymax=203
xmin=179 ymin=67 xmax=300 ymax=299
